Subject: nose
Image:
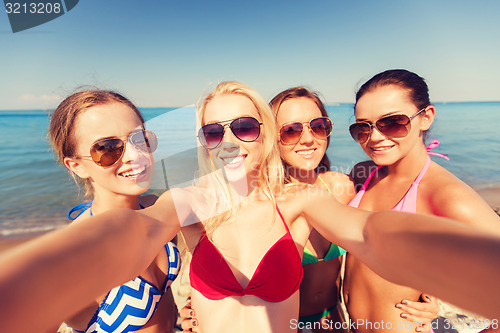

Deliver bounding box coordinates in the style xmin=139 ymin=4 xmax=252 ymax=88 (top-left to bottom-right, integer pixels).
xmin=121 ymin=140 xmax=143 ymax=163
xmin=299 ymin=124 xmax=314 ymax=145
xmin=368 ymin=125 xmax=385 ymax=142
xmin=219 ymin=126 xmax=240 ymax=151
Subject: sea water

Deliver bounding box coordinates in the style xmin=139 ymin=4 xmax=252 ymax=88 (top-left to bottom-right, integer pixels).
xmin=1 ymin=102 xmax=499 ymax=236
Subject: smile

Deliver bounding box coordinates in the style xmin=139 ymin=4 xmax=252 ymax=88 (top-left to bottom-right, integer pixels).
xmin=119 ymin=165 xmax=147 ymax=178
xmin=221 ymin=155 xmax=245 ymax=169
xmin=370 ymin=145 xmax=394 ymax=152
xmin=295 ymin=148 xmax=316 ymax=156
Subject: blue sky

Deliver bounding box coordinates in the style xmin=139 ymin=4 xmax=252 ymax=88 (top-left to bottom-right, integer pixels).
xmin=1 ymin=0 xmax=500 ymax=109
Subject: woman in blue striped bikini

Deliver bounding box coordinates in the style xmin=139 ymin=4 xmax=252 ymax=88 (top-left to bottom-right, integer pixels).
xmin=48 ymin=90 xmax=181 ymax=333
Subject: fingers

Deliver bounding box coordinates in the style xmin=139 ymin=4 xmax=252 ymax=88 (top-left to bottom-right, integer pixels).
xmin=180 ymin=295 xmax=198 ymax=332
xmin=179 ymin=304 xmax=195 ymax=319
xmin=181 ymin=318 xmax=198 ymax=332
xmin=421 ymin=293 xmax=439 ymax=311
xmin=396 ymin=295 xmax=439 ymax=320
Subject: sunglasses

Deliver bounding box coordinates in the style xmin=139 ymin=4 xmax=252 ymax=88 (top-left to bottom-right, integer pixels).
xmin=349 ymin=108 xmax=426 ymax=144
xmin=198 ymin=116 xmax=263 ymax=149
xmin=279 ymin=117 xmax=333 ymax=145
xmin=80 ymin=129 xmax=158 ymax=167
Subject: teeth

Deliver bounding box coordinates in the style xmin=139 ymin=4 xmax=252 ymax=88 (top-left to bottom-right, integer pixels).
xmin=371 ymin=146 xmax=393 ymax=151
xmin=120 ymin=166 xmax=146 ymax=177
xmin=296 ymin=149 xmax=315 ymax=156
xmin=223 ymin=156 xmax=244 ymax=165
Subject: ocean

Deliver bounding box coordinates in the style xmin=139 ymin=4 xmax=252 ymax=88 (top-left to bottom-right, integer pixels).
xmin=1 ymin=102 xmax=499 ymax=237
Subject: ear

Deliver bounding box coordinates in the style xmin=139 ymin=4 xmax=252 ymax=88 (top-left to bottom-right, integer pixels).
xmin=419 ymin=105 xmax=435 ymax=131
xmin=63 ymin=157 xmax=90 ymax=179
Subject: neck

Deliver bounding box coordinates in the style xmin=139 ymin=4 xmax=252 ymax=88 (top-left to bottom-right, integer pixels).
xmin=91 ymin=191 xmax=140 ymax=215
xmin=386 ymin=144 xmax=429 ymax=179
xmin=288 ymin=166 xmax=318 ymax=185
xmin=227 ymin=172 xmax=260 ymax=201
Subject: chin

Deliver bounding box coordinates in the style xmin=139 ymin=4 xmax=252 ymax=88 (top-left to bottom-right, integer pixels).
xmin=135 ymin=180 xmax=152 ymax=193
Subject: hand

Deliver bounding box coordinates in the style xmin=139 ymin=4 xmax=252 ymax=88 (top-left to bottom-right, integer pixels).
xmin=179 ymin=296 xmax=198 ymax=332
xmin=396 ymin=293 xmax=439 ymax=332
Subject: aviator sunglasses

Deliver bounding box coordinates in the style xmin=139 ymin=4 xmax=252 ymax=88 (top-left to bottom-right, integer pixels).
xmin=198 ymin=116 xmax=263 ymax=149
xmin=79 ymin=129 xmax=158 ymax=167
xmin=279 ymin=117 xmax=333 ymax=145
xmin=349 ymin=108 xmax=427 ymax=144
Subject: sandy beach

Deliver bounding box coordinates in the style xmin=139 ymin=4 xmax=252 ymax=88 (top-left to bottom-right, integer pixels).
xmin=1 ymin=187 xmax=499 ymax=333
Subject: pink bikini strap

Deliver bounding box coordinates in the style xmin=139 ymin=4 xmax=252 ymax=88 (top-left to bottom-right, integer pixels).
xmin=414 ymin=156 xmax=432 ymax=184
xmin=359 ymin=165 xmax=382 ymax=192
xmin=426 ymin=140 xmax=450 ymax=160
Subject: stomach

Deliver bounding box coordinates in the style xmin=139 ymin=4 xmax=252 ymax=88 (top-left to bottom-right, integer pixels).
xmin=300 ymin=258 xmax=341 ymax=317
xmin=343 ymin=255 xmax=423 ymax=333
xmin=191 ymin=289 xmax=300 ymax=332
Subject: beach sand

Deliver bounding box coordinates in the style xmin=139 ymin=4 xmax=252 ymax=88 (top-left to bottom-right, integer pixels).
xmin=0 ymin=188 xmax=499 ymax=333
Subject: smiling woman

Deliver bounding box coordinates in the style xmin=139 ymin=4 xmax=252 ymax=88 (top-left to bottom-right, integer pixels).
xmin=344 ymin=69 xmax=500 ymax=333
xmin=48 ymin=90 xmax=180 ymax=333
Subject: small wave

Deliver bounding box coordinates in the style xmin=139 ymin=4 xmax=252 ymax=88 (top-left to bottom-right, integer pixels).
xmin=1 ymin=225 xmax=65 ymax=237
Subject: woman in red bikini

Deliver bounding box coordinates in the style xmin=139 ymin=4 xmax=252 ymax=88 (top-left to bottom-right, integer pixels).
xmin=182 ymin=86 xmax=439 ymax=333
xmin=343 ymin=69 xmax=500 ymax=333
xmin=1 ymin=80 xmax=499 ymax=333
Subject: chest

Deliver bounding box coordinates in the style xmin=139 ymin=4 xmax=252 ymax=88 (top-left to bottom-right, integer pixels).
xmin=356 ymin=170 xmax=434 ymax=213
xmin=190 ymin=202 xmax=296 ymax=285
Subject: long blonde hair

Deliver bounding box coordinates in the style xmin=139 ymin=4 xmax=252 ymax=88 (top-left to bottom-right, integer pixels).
xmin=196 ymin=81 xmax=285 ymax=235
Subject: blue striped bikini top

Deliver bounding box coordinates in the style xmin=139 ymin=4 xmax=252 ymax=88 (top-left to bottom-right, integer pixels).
xmin=68 ymin=201 xmax=181 ymax=333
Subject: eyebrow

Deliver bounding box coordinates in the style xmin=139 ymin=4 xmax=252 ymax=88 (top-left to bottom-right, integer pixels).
xmin=92 ymin=129 xmax=142 ymax=143
xmin=356 ymin=111 xmax=402 ymax=122
xmin=205 ymin=115 xmax=257 ymax=125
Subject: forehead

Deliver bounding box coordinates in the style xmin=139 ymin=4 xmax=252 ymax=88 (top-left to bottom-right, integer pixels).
xmin=74 ymin=102 xmax=143 ymax=146
xmin=276 ymin=97 xmax=322 ymax=126
xmin=355 ymin=85 xmax=414 ymax=118
xmin=204 ymin=94 xmax=260 ymax=123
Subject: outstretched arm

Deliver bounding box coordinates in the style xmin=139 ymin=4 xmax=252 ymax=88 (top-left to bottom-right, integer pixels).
xmin=0 ymin=208 xmax=180 ymax=333
xmin=363 ymin=211 xmax=500 ymax=319
xmin=298 ymin=189 xmax=500 ymax=318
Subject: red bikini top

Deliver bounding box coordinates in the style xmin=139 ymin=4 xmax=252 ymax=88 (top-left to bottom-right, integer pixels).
xmin=189 ymin=206 xmax=303 ymax=303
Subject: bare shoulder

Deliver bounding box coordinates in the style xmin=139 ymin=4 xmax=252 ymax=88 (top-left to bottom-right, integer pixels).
xmin=71 ymin=209 xmax=92 ymax=225
xmin=424 ymin=162 xmax=500 ymax=231
xmin=279 ymin=185 xmax=340 ymax=213
xmin=349 ymin=161 xmax=378 ymax=191
xmin=320 ymin=171 xmax=356 ymax=204
xmin=276 ymin=186 xmax=314 ymax=220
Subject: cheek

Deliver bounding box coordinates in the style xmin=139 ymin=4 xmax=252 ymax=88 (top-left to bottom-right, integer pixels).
xmin=278 ymin=143 xmax=293 ymax=158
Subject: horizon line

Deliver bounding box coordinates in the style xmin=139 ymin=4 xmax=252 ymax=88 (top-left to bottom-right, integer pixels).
xmin=1 ymin=100 xmax=500 ymax=112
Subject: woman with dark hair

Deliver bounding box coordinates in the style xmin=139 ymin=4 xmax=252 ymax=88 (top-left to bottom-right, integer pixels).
xmin=270 ymin=87 xmax=353 ymax=332
xmin=182 ymin=86 xmax=438 ymax=332
xmin=344 ymin=69 xmax=499 ymax=333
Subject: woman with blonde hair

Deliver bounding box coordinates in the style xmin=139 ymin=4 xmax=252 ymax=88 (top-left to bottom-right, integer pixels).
xmin=4 ymin=81 xmax=496 ymax=333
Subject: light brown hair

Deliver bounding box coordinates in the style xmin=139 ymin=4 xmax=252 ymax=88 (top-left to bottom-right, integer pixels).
xmin=49 ymin=90 xmax=144 ymax=198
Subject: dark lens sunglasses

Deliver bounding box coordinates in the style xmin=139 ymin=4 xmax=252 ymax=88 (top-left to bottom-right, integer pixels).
xmin=80 ymin=129 xmax=158 ymax=167
xmin=198 ymin=116 xmax=263 ymax=149
xmin=349 ymin=108 xmax=426 ymax=144
xmin=279 ymin=117 xmax=333 ymax=145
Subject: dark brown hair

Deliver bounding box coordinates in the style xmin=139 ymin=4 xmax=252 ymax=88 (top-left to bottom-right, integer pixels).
xmin=355 ymin=69 xmax=431 ymax=140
